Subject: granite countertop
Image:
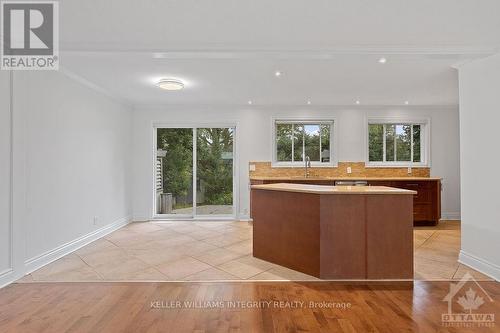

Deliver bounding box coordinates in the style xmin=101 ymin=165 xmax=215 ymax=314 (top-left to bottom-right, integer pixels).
xmin=251 ymin=183 xmax=418 ymax=195
xmin=249 ymin=176 xmax=441 ymax=181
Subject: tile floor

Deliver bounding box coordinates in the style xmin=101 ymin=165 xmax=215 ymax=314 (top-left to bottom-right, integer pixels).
xmin=17 ymin=220 xmax=493 ymax=283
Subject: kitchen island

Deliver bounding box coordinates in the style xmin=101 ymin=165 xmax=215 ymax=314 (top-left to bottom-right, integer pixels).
xmin=250 ymin=176 xmax=441 ymax=225
xmin=251 ymin=183 xmax=417 ymax=280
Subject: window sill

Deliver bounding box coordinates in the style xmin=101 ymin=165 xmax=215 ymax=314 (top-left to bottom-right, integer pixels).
xmin=365 ymin=163 xmax=429 ymax=168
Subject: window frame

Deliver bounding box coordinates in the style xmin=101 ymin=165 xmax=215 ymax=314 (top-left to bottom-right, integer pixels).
xmin=271 ymin=118 xmax=337 ymax=167
xmin=365 ymin=117 xmax=430 ymax=168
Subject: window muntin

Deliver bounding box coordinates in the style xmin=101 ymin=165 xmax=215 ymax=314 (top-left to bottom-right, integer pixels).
xmin=274 ymin=121 xmax=333 ymax=165
xmin=368 ymin=122 xmax=425 ymax=165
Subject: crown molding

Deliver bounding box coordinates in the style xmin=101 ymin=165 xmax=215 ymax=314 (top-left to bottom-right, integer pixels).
xmin=451 ymin=49 xmax=500 ymax=69
xmin=59 ymin=44 xmax=499 ymax=58
xmin=58 ymin=66 xmax=133 ymax=109
xmin=132 ymin=103 xmax=458 ymax=111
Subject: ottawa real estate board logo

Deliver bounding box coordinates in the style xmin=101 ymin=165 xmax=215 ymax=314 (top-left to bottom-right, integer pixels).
xmin=442 ymin=272 xmax=495 ymax=328
xmin=1 ymin=1 xmax=58 ymax=70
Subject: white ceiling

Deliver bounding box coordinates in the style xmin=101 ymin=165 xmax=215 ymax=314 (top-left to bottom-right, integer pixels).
xmin=58 ymin=0 xmax=500 ymax=106
xmin=62 ymin=53 xmax=460 ymax=106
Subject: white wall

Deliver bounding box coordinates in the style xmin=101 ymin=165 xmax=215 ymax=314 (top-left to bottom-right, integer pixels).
xmin=458 ymin=53 xmax=500 ymax=280
xmin=132 ymin=105 xmax=460 ymax=220
xmin=1 ymin=70 xmax=133 ymax=287
xmin=0 ymin=71 xmax=12 ymax=279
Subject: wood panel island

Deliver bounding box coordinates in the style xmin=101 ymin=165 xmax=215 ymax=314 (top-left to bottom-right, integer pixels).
xmin=251 ymin=183 xmax=417 ymax=280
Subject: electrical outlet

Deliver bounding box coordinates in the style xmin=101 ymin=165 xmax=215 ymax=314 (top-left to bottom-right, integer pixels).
xmin=93 ymin=216 xmax=99 ymax=225
xmin=347 ymin=167 xmax=352 ymax=174
xmin=249 ymin=164 xmax=256 ymax=171
xmin=407 ymin=167 xmax=412 ymax=174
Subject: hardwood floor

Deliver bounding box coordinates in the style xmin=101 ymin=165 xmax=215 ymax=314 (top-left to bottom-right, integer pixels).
xmin=0 ymin=281 xmax=498 ymax=332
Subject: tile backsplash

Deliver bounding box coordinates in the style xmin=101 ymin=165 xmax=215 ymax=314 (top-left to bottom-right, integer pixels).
xmin=249 ymin=161 xmax=430 ymax=178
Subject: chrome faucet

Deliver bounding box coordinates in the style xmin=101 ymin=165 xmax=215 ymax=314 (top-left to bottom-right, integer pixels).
xmin=305 ymin=156 xmax=311 ymax=177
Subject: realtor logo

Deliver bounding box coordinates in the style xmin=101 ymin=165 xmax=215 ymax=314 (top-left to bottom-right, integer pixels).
xmin=1 ymin=1 xmax=59 ymax=70
xmin=442 ymin=272 xmax=495 ymax=328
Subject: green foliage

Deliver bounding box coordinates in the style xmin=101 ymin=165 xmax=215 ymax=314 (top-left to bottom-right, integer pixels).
xmin=157 ymin=128 xmax=193 ymax=198
xmin=369 ymin=124 xmax=384 ymax=161
xmin=276 ymin=123 xmax=331 ymax=162
xmin=276 ymin=124 xmax=293 ymax=161
xmin=369 ymin=124 xmax=421 ymax=162
xmin=157 ymin=128 xmax=234 ymax=208
xmin=197 ymin=128 xmax=233 ymax=205
xmin=396 ymin=125 xmax=411 ymax=161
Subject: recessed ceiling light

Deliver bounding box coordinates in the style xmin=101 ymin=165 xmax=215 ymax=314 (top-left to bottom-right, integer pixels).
xmin=355 ymin=100 xmax=361 ymax=105
xmin=275 ymin=71 xmax=282 ymax=77
xmin=307 ymin=100 xmax=311 ymax=105
xmin=247 ymin=100 xmax=253 ymax=105
xmin=156 ymin=79 xmax=184 ymax=91
xmin=378 ymin=57 xmax=387 ymax=64
xmin=404 ymin=100 xmax=409 ymax=105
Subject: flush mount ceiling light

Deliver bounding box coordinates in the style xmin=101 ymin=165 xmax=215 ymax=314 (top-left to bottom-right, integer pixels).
xmin=247 ymin=100 xmax=253 ymax=105
xmin=307 ymin=100 xmax=311 ymax=105
xmin=355 ymin=100 xmax=361 ymax=105
xmin=378 ymin=57 xmax=387 ymax=64
xmin=404 ymin=100 xmax=410 ymax=105
xmin=275 ymin=71 xmax=282 ymax=77
xmin=156 ymin=79 xmax=184 ymax=91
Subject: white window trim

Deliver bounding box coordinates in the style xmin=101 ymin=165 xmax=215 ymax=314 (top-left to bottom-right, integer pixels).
xmin=271 ymin=117 xmax=338 ymax=168
xmin=365 ymin=117 xmax=431 ymax=168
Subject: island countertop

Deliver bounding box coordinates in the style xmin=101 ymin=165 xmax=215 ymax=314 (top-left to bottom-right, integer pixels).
xmin=251 ymin=183 xmax=417 ymax=195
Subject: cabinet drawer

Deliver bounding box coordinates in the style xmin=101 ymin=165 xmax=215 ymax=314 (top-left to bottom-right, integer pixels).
xmin=414 ymin=203 xmax=432 ymax=221
xmin=396 ymin=181 xmax=432 ymax=189
xmin=288 ymin=180 xmax=333 ymax=185
xmin=367 ymin=180 xmax=394 ymax=187
xmin=393 ymin=181 xmax=433 ymax=203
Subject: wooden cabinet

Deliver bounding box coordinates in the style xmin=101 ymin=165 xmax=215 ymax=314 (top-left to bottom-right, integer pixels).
xmin=250 ymin=178 xmax=442 ymax=225
xmin=365 ymin=180 xmax=441 ymax=224
xmin=391 ymin=180 xmax=441 ymax=225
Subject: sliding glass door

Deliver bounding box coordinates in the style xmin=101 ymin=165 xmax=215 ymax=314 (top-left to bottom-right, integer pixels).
xmin=196 ymin=128 xmax=234 ymax=216
xmin=156 ymin=128 xmax=194 ymax=217
xmin=155 ymin=126 xmax=235 ymax=219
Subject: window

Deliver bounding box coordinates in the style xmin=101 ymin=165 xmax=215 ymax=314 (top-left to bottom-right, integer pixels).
xmin=368 ymin=120 xmax=427 ymax=166
xmin=274 ymin=120 xmax=334 ymax=166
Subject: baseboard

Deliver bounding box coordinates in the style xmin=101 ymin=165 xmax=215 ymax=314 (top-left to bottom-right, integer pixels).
xmin=237 ymin=214 xmax=252 ymax=222
xmin=0 ymin=268 xmax=16 ymax=289
xmin=441 ymin=212 xmax=461 ymax=220
xmin=459 ymin=250 xmax=500 ymax=282
xmin=24 ymin=215 xmax=131 ymax=275
xmin=133 ymin=215 xmax=151 ymax=222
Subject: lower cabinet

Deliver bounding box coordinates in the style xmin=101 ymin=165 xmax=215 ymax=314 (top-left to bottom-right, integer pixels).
xmin=250 ymin=178 xmax=442 ymax=225
xmin=367 ymin=180 xmax=441 ymax=225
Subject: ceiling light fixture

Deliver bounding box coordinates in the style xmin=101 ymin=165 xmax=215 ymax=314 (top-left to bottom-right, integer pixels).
xmin=404 ymin=100 xmax=409 ymax=105
xmin=247 ymin=100 xmax=253 ymax=105
xmin=355 ymin=100 xmax=361 ymax=105
xmin=156 ymin=79 xmax=184 ymax=91
xmin=307 ymin=100 xmax=311 ymax=105
xmin=275 ymin=71 xmax=282 ymax=77
xmin=378 ymin=57 xmax=387 ymax=64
